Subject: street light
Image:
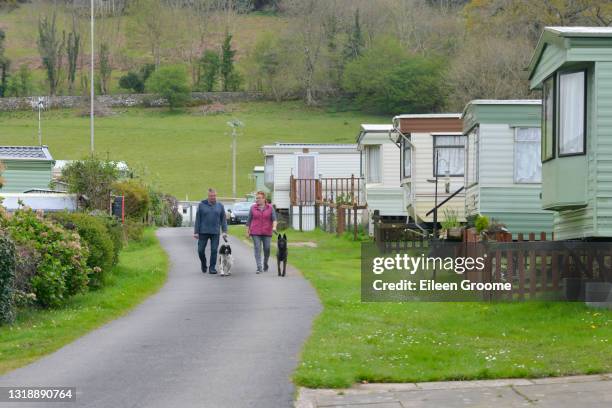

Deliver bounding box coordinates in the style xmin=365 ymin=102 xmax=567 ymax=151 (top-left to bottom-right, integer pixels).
xmin=227 ymin=119 xmax=244 ymax=198
xmin=90 ymin=0 xmax=95 ymax=154
xmin=31 ymin=97 xmax=46 ymax=145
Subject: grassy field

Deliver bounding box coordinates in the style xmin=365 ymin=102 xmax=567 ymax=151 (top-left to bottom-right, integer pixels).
xmin=227 ymin=227 xmax=612 ymax=388
xmin=0 ymin=228 xmax=168 ymax=374
xmin=0 ymin=102 xmax=386 ymax=199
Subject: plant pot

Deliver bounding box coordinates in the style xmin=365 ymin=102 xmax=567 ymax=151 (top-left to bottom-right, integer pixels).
xmin=585 ymin=281 xmax=612 ymax=309
xmin=447 ymin=227 xmax=463 ymax=241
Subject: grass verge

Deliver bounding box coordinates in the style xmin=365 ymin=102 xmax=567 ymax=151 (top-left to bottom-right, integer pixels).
xmin=228 ymin=227 xmax=612 ymax=388
xmin=0 ymin=227 xmax=168 ymax=374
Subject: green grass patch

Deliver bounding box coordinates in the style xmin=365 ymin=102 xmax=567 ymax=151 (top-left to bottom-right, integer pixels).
xmin=0 ymin=227 xmax=168 ymax=374
xmin=0 ymin=102 xmax=385 ymax=199
xmin=228 ymin=227 xmax=612 ymax=388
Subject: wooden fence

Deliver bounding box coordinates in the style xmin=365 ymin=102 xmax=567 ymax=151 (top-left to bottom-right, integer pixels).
xmin=289 ymin=175 xmax=367 ymax=239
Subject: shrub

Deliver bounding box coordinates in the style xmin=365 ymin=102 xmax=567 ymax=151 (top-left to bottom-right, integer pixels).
xmin=5 ymin=208 xmax=90 ymax=307
xmin=61 ymin=157 xmax=120 ymax=211
xmin=0 ymin=229 xmax=16 ymax=324
xmin=124 ymin=218 xmax=145 ymax=242
xmin=49 ymin=212 xmax=114 ymax=288
xmin=91 ymin=211 xmax=123 ymax=265
xmin=113 ymin=180 xmax=150 ymax=221
xmin=145 ymin=65 xmax=191 ymax=108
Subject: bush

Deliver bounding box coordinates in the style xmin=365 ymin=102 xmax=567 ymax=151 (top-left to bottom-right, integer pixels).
xmin=145 ymin=65 xmax=191 ymax=108
xmin=118 ymin=63 xmax=155 ymax=93
xmin=113 ymin=180 xmax=150 ymax=221
xmin=90 ymin=211 xmax=124 ymax=265
xmin=0 ymin=229 xmax=16 ymax=324
xmin=124 ymin=219 xmax=145 ymax=242
xmin=4 ymin=208 xmax=90 ymax=307
xmin=61 ymin=157 xmax=120 ymax=211
xmin=49 ymin=212 xmax=115 ymax=288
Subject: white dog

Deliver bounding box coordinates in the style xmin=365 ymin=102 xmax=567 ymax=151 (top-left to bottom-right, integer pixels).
xmin=218 ymin=242 xmax=233 ymax=276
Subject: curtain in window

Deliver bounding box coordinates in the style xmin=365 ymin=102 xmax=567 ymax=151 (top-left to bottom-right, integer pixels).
xmin=435 ymin=136 xmax=465 ymax=176
xmin=514 ymin=128 xmax=542 ymax=183
xmin=403 ymin=141 xmax=411 ymax=178
xmin=542 ymin=77 xmax=554 ymax=160
xmin=466 ymin=128 xmax=478 ymax=186
xmin=367 ymin=145 xmax=381 ymax=183
xmin=559 ymin=71 xmax=585 ymax=155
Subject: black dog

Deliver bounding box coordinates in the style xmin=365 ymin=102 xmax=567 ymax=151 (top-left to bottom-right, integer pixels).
xmin=277 ymin=233 xmax=288 ymax=277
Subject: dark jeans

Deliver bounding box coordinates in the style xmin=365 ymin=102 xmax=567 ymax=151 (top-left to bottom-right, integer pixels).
xmin=198 ymin=233 xmax=220 ymax=272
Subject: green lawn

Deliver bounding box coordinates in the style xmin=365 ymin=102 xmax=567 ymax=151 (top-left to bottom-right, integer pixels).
xmin=0 ymin=102 xmax=385 ymax=199
xmin=0 ymin=228 xmax=168 ymax=374
xmin=228 ymin=227 xmax=612 ymax=388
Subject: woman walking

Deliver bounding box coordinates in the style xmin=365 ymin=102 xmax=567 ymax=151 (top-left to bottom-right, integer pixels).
xmin=245 ymin=191 xmax=277 ymax=273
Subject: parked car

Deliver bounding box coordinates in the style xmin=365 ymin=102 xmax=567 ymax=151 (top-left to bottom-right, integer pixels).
xmin=231 ymin=201 xmax=252 ymax=224
xmin=225 ymin=205 xmax=236 ymax=225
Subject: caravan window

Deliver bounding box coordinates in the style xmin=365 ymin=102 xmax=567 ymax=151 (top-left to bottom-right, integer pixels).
xmin=366 ymin=145 xmax=382 ymax=183
xmin=433 ymin=135 xmax=466 ymax=177
xmin=558 ymin=70 xmax=586 ymax=156
xmin=514 ymin=128 xmax=542 ymax=184
xmin=465 ymin=127 xmax=479 ymax=187
xmin=402 ymin=138 xmax=411 ymax=178
xmin=264 ymin=156 xmax=274 ymax=185
xmin=542 ymin=76 xmax=554 ymax=161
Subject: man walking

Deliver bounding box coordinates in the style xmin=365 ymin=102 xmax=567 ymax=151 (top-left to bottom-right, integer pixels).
xmin=193 ymin=188 xmax=228 ymax=274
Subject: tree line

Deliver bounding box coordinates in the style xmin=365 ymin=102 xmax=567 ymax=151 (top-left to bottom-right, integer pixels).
xmin=0 ymin=0 xmax=611 ymax=113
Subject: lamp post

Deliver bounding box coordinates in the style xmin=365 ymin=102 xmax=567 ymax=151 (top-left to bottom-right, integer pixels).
xmin=227 ymin=119 xmax=244 ymax=198
xmin=90 ymin=0 xmax=95 ymax=154
xmin=31 ymin=97 xmax=45 ymax=145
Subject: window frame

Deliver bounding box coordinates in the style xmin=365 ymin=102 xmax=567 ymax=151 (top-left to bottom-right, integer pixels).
xmin=514 ymin=127 xmax=542 ymax=184
xmin=465 ymin=126 xmax=479 ymax=188
xmin=401 ymin=137 xmax=411 ymax=179
xmin=433 ymin=134 xmax=466 ymax=177
xmin=557 ymin=69 xmax=587 ymax=158
xmin=541 ymin=74 xmax=555 ymax=163
xmin=366 ymin=144 xmax=382 ymax=184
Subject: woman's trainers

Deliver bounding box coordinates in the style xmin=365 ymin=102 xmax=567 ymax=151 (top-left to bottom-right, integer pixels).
xmin=256 ymin=269 xmax=262 ymax=274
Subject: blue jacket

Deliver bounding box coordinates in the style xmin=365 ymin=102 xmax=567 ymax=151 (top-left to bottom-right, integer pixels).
xmin=194 ymin=200 xmax=227 ymax=235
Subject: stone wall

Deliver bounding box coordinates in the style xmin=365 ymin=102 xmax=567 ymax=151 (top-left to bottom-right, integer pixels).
xmin=0 ymin=92 xmax=265 ymax=111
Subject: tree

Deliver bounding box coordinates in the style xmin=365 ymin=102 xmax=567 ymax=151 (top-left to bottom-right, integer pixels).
xmin=220 ymin=32 xmax=238 ymax=91
xmin=66 ymin=29 xmax=80 ymax=95
xmin=0 ymin=29 xmax=10 ymax=98
xmin=198 ymin=50 xmax=220 ymax=92
xmin=118 ymin=64 xmax=155 ymax=93
xmin=344 ymin=8 xmax=364 ymax=61
xmin=343 ymin=39 xmax=447 ymax=114
xmin=98 ymin=43 xmax=112 ymax=95
xmin=284 ymin=0 xmax=327 ymax=105
xmin=6 ymin=64 xmax=33 ymax=97
xmin=129 ymin=0 xmax=166 ymax=67
xmin=61 ymin=157 xmax=120 ymax=211
xmin=37 ymin=13 xmax=65 ymax=96
xmin=145 ymin=65 xmax=191 ymax=108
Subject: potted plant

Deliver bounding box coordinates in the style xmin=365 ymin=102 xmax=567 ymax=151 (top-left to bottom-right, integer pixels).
xmin=440 ymin=208 xmax=463 ymax=240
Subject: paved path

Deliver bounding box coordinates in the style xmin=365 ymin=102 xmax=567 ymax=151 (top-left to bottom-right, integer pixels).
xmin=296 ymin=374 xmax=612 ymax=408
xmin=0 ymin=228 xmax=322 ymax=408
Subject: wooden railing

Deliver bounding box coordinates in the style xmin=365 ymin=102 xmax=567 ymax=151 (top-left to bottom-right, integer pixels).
xmin=290 ymin=174 xmax=365 ymax=207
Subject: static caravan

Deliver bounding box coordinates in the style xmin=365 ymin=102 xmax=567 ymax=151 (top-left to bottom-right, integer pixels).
xmin=528 ymin=27 xmax=612 ymax=240
xmin=392 ymin=114 xmax=465 ymax=226
xmin=250 ymin=166 xmax=270 ymax=195
xmin=356 ymin=124 xmax=407 ymax=231
xmin=262 ymin=143 xmax=361 ymax=230
xmin=462 ymin=100 xmax=554 ymax=238
xmin=0 ymin=146 xmax=54 ymax=193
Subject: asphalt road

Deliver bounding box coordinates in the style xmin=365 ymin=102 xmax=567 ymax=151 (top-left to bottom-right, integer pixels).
xmin=0 ymin=228 xmax=322 ymax=408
